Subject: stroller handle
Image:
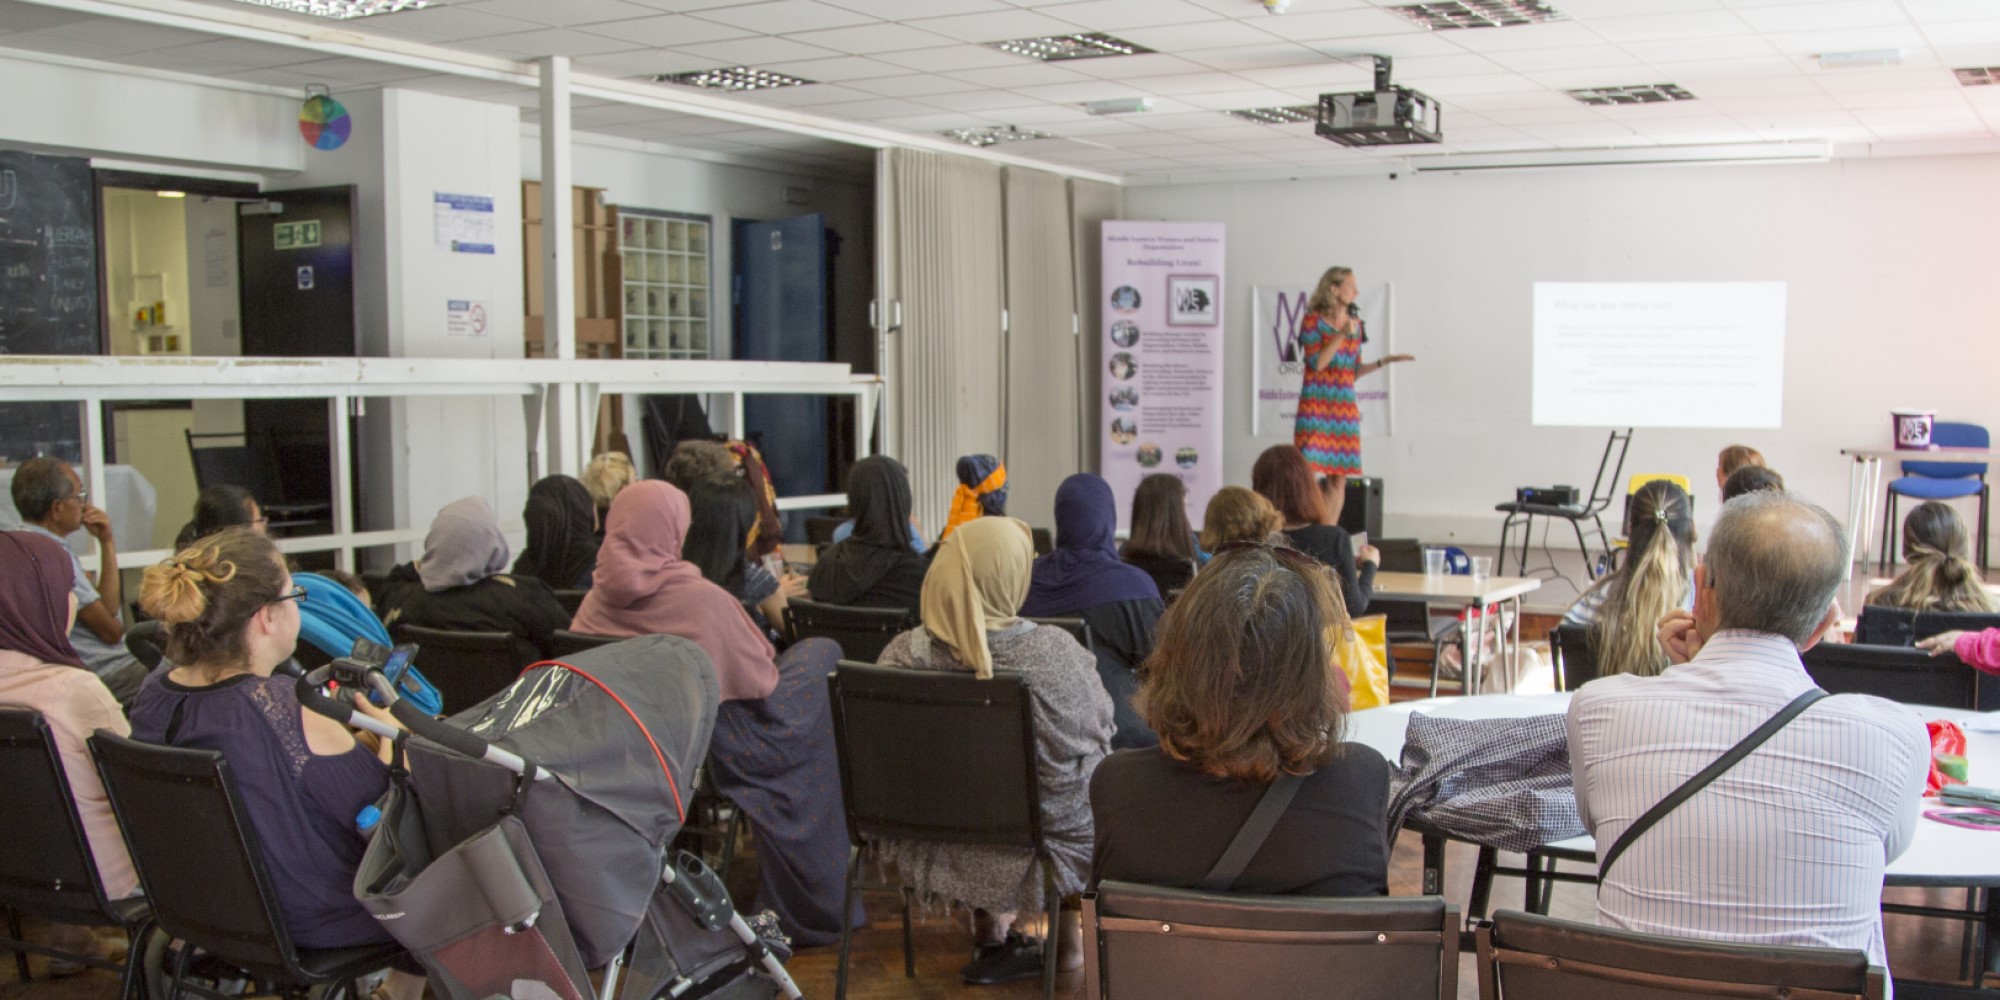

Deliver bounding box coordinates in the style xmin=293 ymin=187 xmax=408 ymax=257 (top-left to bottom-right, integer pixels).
xmin=297 ymin=667 xmax=546 ymax=779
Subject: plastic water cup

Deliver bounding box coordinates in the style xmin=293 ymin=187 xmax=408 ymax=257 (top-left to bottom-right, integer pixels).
xmin=1471 ymin=556 xmax=1493 ymax=581
xmin=1422 ymin=548 xmax=1446 ymax=576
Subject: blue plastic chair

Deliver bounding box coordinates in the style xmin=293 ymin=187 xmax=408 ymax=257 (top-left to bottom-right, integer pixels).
xmin=1881 ymin=421 xmax=1989 ymax=571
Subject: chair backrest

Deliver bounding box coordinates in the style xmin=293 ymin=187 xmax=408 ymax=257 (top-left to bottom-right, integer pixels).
xmin=550 ymin=588 xmax=588 ymax=617
xmin=1376 ymin=537 xmax=1424 ymax=573
xmin=1477 ymin=909 xmax=1882 ymax=1000
xmin=1084 ymin=882 xmax=1458 ymax=1000
xmin=89 ymin=728 xmax=304 ymax=981
xmin=827 ymin=661 xmax=1042 ymax=850
xmin=125 ymin=618 xmax=168 ymax=671
xmin=390 ymin=624 xmax=539 ymax=715
xmin=548 ymin=629 xmax=620 ymax=659
xmin=804 ymin=515 xmax=845 ymax=546
xmin=1855 ymin=605 xmax=2000 ymax=648
xmin=784 ymin=600 xmax=917 ymax=663
xmin=1903 ymin=421 xmax=1990 ymax=479
xmin=1800 ymin=641 xmax=1978 ymax=710
xmin=1548 ymin=624 xmax=1599 ymax=692
xmin=1032 ymin=527 xmax=1054 ymax=556
xmin=1026 ymin=616 xmax=1093 ymax=654
xmin=184 ymin=430 xmax=283 ymax=501
xmin=0 ymin=708 xmax=118 ymax=927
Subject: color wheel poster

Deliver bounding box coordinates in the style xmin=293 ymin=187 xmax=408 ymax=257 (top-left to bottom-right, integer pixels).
xmin=1100 ymin=220 xmax=1225 ymax=531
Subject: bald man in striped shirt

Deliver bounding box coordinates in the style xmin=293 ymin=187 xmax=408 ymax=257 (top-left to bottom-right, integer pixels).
xmin=1567 ymin=490 xmax=1929 ymax=975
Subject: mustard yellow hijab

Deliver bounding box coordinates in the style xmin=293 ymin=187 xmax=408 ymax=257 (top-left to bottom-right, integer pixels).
xmin=920 ymin=516 xmax=1033 ymax=679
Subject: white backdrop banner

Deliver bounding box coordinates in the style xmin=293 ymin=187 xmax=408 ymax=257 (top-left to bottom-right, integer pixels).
xmin=1250 ymin=282 xmax=1393 ymax=437
xmin=1100 ymin=220 xmax=1226 ymax=531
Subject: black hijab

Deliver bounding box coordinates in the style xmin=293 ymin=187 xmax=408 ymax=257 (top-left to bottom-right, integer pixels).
xmin=684 ymin=478 xmax=757 ymax=598
xmin=513 ymin=475 xmax=599 ymax=589
xmin=809 ymin=456 xmax=922 ymax=605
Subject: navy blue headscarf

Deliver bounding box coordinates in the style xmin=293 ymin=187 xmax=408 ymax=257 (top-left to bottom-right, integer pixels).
xmin=1019 ymin=473 xmax=1162 ymax=616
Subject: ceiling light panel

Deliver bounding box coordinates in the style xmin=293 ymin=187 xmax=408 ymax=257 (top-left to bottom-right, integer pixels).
xmin=986 ymin=33 xmax=1154 ymax=62
xmin=1387 ymin=1 xmax=1568 ymax=31
xmin=1953 ymin=67 xmax=1999 ymax=87
xmin=1225 ymin=105 xmax=1319 ymax=125
xmin=1567 ymin=83 xmax=1696 ymax=106
xmin=654 ymin=67 xmax=815 ymax=91
xmin=940 ymin=125 xmax=1056 ymax=147
xmin=222 ymin=0 xmax=427 ymax=17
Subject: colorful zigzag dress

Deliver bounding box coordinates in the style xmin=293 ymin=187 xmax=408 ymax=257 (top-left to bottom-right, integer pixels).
xmin=1294 ymin=311 xmax=1363 ymax=478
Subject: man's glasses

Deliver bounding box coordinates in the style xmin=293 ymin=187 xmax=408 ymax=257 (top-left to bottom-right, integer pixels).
xmin=64 ymin=489 xmax=89 ymax=505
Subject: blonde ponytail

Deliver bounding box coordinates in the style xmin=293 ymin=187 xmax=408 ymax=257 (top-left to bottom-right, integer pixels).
xmin=1589 ymin=481 xmax=1695 ymax=677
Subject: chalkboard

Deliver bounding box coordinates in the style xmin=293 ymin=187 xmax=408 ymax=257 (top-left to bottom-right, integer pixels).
xmin=0 ymin=149 xmax=98 ymax=463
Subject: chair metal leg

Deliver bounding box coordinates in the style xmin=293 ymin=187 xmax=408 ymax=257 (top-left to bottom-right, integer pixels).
xmin=166 ymin=941 xmax=191 ymax=1000
xmin=6 ymin=908 xmax=28 ymax=982
xmin=835 ymin=847 xmax=863 ymax=1000
xmin=716 ymin=805 xmax=743 ymax=878
xmin=117 ymin=923 xmax=153 ymax=1000
xmin=1040 ymin=861 xmax=1060 ymax=1000
xmin=1570 ymin=517 xmax=1594 ymax=581
xmin=1468 ymin=846 xmax=1497 ymax=921
xmin=1880 ymin=490 xmax=1898 ymax=574
xmin=900 ymin=886 xmax=915 ymax=979
xmin=1981 ymin=485 xmax=1990 ymax=572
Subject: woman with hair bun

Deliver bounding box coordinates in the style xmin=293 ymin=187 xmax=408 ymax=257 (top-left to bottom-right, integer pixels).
xmin=128 ymin=528 xmax=424 ymax=999
xmin=1869 ymin=502 xmax=1995 ymax=614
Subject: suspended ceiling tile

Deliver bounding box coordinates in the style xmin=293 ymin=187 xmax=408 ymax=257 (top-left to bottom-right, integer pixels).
xmin=756 ymin=54 xmax=909 ymax=81
xmin=0 ymin=31 xmax=132 ymax=60
xmin=1903 ymin=0 xmax=1999 ymax=21
xmin=1229 ymin=62 xmax=1375 ymax=91
xmin=1304 ymin=32 xmax=1471 ymax=60
xmin=918 ymin=87 xmax=1048 ymax=111
xmin=816 ymin=0 xmax=1010 ymax=17
xmin=1006 ymin=77 xmax=1152 ymax=103
xmin=668 ymin=34 xmax=843 ymax=63
xmin=0 ymin=2 xmax=99 ymax=33
xmin=1481 ymin=46 xmax=1648 ymax=74
xmin=1102 ymin=19 xmax=1274 ymax=53
xmin=1762 ymin=25 xmax=1928 ymax=55
xmin=122 ymin=37 xmax=318 ymax=73
xmin=464 ymin=28 xmax=648 ymax=58
xmin=343 ymin=5 xmax=542 ymax=42
xmin=943 ymin=61 xmax=1094 ymax=88
xmin=1586 ymin=10 xmax=1757 ymax=43
xmin=16 ymin=18 xmax=217 ymax=54
xmin=457 ymin=0 xmax=664 ymax=27
xmin=1037 ymin=0 xmax=1217 ymax=31
xmin=783 ymin=22 xmax=956 ymax=54
xmin=806 ymin=95 xmax=940 ymax=118
xmin=693 ymin=0 xmax=878 ymax=33
xmin=575 ymin=15 xmax=755 ymax=47
xmin=1060 ymin=52 xmax=1213 ymax=79
xmin=875 ymin=111 xmax=986 ymax=129
xmin=1266 ymin=7 xmax=1425 ymax=42
xmin=1173 ymin=86 xmax=1308 ymax=110
xmin=733 ymin=81 xmax=879 ymax=104
xmin=901 ymin=8 xmax=1090 ymax=43
xmin=842 ymin=72 xmax=985 ymax=97
xmin=1444 ymin=21 xmax=1612 ymax=53
xmin=1734 ymin=0 xmax=1906 ymax=33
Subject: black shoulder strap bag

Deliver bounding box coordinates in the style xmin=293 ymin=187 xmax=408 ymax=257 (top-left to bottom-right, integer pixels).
xmin=1597 ymin=688 xmax=1829 ymax=878
xmin=1199 ymin=771 xmax=1305 ymax=892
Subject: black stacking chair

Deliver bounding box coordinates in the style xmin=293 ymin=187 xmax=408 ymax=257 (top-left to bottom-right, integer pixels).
xmin=827 ymin=661 xmax=1058 ymax=1000
xmin=124 ymin=619 xmax=168 ymax=672
xmin=1854 ymin=605 xmax=2000 ymax=648
xmin=1084 ymin=882 xmax=1458 ymax=999
xmin=785 ymin=600 xmax=916 ymax=663
xmin=1476 ymin=909 xmax=1883 ymax=1000
xmin=550 ymin=589 xmax=588 ymax=618
xmin=805 ymin=516 xmax=846 ymax=546
xmin=1802 ymin=641 xmax=1979 ymax=710
xmin=89 ymin=731 xmax=401 ymax=1000
xmin=183 ymin=430 xmax=329 ymax=533
xmin=1026 ymin=617 xmax=1093 ymax=653
xmin=547 ymin=629 xmax=619 ymax=660
xmin=1032 ymin=528 xmax=1055 ymax=556
xmin=0 ymin=709 xmax=152 ymax=999
xmin=389 ymin=625 xmax=538 ymax=715
xmin=1547 ymin=623 xmax=1600 ymax=692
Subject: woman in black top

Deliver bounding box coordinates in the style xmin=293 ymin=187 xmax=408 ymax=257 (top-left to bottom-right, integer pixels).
xmin=375 ymin=497 xmax=571 ymax=658
xmin=1251 ymin=444 xmax=1378 ymax=616
xmin=1089 ymin=545 xmax=1387 ymax=896
xmin=685 ymin=477 xmax=804 ymax=635
xmin=808 ymin=456 xmax=927 ymax=611
xmin=1119 ymin=473 xmax=1197 ymax=598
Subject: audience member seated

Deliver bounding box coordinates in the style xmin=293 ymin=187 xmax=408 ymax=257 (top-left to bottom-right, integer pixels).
xmin=938 ymin=453 xmax=1008 ymax=543
xmin=579 ymin=451 xmax=638 ymax=537
xmin=572 ymin=481 xmax=856 ymax=946
xmin=173 ymin=484 xmax=267 ymax=550
xmin=1922 ymin=628 xmax=2000 ymax=671
xmin=1562 ymin=480 xmax=1696 ymax=677
xmin=1252 ymin=445 xmax=1377 ymax=616
xmin=375 ymin=497 xmax=570 ymax=659
xmin=663 ymin=439 xmax=737 ymax=490
xmin=1120 ymin=473 xmax=1198 ymax=596
xmin=808 ymin=456 xmax=927 ymax=610
xmin=1721 ymin=464 xmax=1785 ymax=503
xmin=1091 ymin=544 xmax=1388 ymax=897
xmin=128 ymin=529 xmax=425 ymax=1000
xmin=1571 ymin=490 xmax=1929 ymax=975
xmin=1715 ymin=444 xmax=1766 ymax=501
xmin=0 ymin=531 xmax=139 ymax=967
xmin=512 ymin=475 xmax=599 ymax=590
xmin=685 ymin=478 xmax=804 ymax=635
xmin=1868 ymin=501 xmax=1994 ymax=614
xmin=1199 ymin=486 xmax=1286 ymax=550
xmin=9 ymin=458 xmax=146 ymax=703
xmin=1021 ymin=473 xmax=1163 ymax=750
xmin=876 ymin=517 xmax=1114 ymax=984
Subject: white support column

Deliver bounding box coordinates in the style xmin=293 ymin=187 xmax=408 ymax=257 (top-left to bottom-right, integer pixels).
xmin=540 ymin=54 xmax=582 ymax=473
xmin=79 ymin=400 xmax=106 ymax=561
xmin=329 ymin=396 xmax=355 ymax=573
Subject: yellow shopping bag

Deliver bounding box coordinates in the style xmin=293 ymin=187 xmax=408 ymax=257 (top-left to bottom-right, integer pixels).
xmin=1338 ymin=615 xmax=1391 ymax=711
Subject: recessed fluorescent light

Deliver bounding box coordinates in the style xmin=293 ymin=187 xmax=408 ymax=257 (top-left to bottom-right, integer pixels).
xmin=156 ymin=191 xmax=186 ymax=199
xmin=653 ymin=67 xmax=813 ymax=91
xmin=1225 ymin=105 xmax=1319 ymax=125
xmin=940 ymin=125 xmax=1056 ymax=148
xmin=986 ymin=33 xmax=1153 ymax=62
xmin=222 ymin=0 xmax=426 ymax=17
xmin=1818 ymin=49 xmax=1902 ymax=69
xmin=1387 ymin=1 xmax=1567 ymax=30
xmin=1567 ymin=83 xmax=1696 ymax=106
xmin=1953 ymin=66 xmax=2000 ymax=87
xmin=1083 ymin=97 xmax=1152 ymax=116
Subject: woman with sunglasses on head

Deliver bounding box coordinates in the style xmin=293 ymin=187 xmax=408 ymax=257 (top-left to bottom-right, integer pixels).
xmin=128 ymin=528 xmax=426 ymax=1000
xmin=1090 ymin=544 xmax=1389 ymax=897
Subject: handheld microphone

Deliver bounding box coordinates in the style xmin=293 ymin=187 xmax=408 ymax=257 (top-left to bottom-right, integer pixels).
xmin=1348 ymin=302 xmax=1368 ymax=343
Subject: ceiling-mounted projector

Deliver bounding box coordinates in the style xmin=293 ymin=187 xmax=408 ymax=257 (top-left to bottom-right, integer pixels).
xmin=1316 ymin=55 xmax=1442 ymax=147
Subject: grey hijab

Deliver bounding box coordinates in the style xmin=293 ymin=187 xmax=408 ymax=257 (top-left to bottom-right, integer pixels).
xmin=418 ymin=496 xmax=511 ymax=593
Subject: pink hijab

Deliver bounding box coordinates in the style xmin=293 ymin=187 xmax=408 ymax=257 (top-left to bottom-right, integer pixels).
xmin=572 ymin=481 xmax=778 ymax=702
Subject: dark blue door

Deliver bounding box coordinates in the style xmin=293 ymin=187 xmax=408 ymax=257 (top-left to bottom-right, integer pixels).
xmin=734 ymin=213 xmax=829 ymax=500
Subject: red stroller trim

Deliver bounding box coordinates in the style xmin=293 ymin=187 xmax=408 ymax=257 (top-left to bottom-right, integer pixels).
xmin=523 ymin=659 xmax=687 ymax=825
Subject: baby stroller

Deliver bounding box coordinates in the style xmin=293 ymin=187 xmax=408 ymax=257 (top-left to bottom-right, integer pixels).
xmin=297 ymin=634 xmax=803 ymax=1000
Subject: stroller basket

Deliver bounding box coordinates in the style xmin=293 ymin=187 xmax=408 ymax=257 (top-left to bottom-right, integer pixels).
xmin=300 ymin=635 xmax=801 ymax=1000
